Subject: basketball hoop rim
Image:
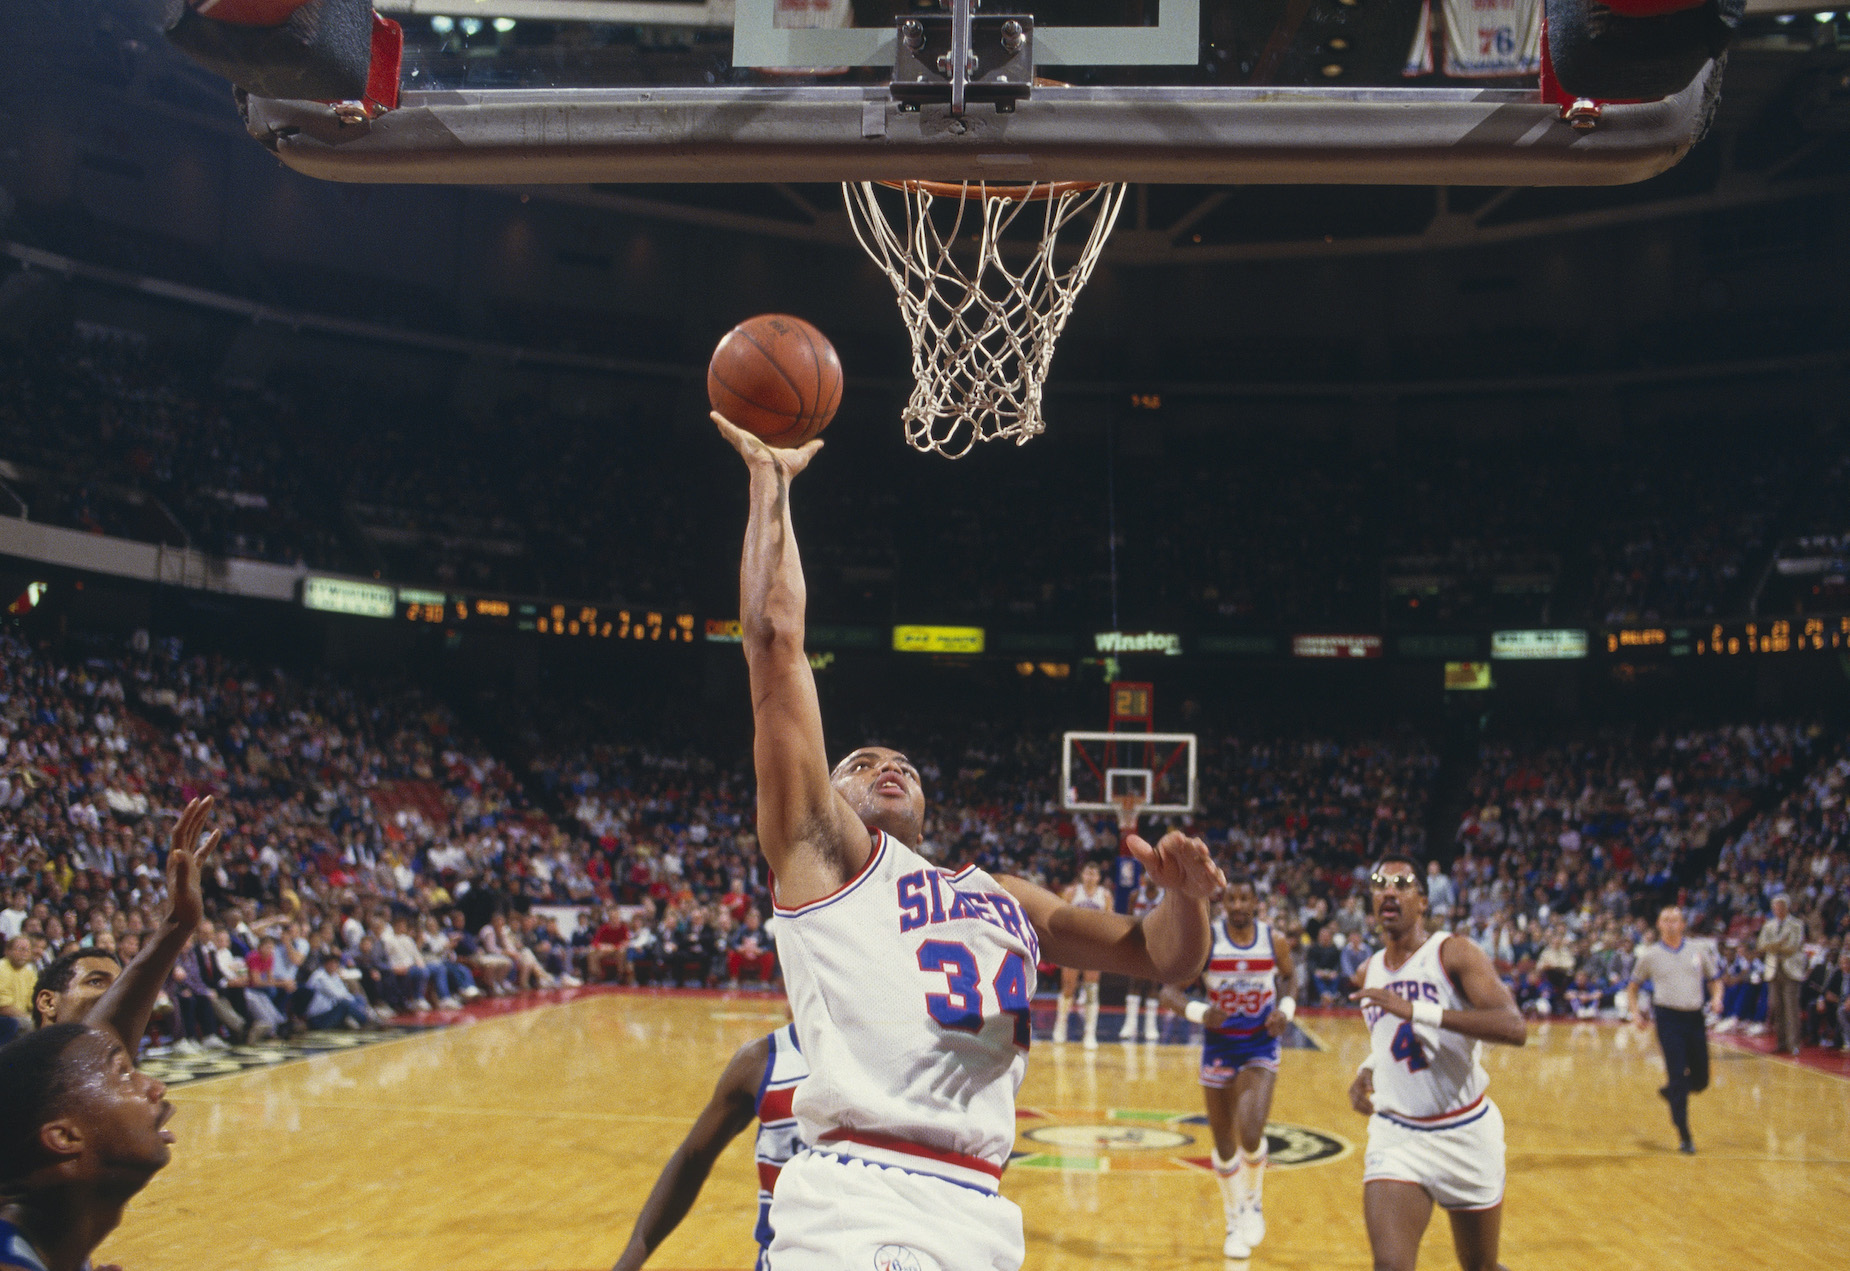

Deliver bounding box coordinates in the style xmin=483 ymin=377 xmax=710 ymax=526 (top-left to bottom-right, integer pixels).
xmin=874 ymin=178 xmax=1105 ymax=203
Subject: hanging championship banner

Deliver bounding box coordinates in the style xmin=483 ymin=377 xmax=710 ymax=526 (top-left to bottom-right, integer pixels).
xmin=1404 ymin=0 xmax=1542 ymax=79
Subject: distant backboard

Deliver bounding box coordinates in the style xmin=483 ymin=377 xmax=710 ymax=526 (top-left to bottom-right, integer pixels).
xmin=1063 ymin=730 xmax=1197 ymax=816
xmin=240 ymin=0 xmax=1720 ymax=187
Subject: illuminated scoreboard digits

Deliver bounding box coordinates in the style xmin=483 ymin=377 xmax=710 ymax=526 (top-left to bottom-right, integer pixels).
xmin=1606 ymin=616 xmax=1850 ymax=656
xmin=1695 ymin=617 xmax=1849 ymax=656
xmin=535 ymin=605 xmax=695 ymax=642
xmin=397 ymin=588 xmax=694 ymax=644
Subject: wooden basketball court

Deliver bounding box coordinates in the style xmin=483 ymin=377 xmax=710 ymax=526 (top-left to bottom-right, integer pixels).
xmin=99 ymin=992 xmax=1849 ymax=1271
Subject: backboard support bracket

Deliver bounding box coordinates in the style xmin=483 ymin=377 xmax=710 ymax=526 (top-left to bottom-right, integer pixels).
xmin=892 ymin=7 xmax=1035 ymax=116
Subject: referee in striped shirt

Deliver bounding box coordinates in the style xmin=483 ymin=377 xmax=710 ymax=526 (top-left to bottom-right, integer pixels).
xmin=1626 ymin=906 xmax=1722 ymax=1154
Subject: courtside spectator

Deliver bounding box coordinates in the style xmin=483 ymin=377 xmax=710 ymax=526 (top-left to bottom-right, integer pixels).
xmin=0 ymin=936 xmax=36 ymax=1044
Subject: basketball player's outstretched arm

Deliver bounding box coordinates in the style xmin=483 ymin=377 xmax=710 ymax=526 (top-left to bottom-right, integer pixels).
xmin=86 ymin=795 xmax=219 ymax=1050
xmin=715 ymin=413 xmax=872 ymax=907
xmin=1000 ymin=831 xmax=1222 ymax=980
xmin=1352 ymin=936 xmax=1526 ymax=1047
xmin=612 ymin=1035 xmax=767 ymax=1271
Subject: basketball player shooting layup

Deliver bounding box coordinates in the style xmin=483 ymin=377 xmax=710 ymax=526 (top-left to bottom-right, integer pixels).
xmin=1160 ymin=875 xmax=1297 ymax=1260
xmin=1350 ymin=855 xmax=1527 ymax=1271
xmin=713 ymin=412 xmax=1224 ymax=1271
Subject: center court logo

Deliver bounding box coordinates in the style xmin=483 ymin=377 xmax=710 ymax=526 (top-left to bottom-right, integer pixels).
xmin=1012 ymin=1111 xmax=1349 ymax=1173
xmin=1022 ymin=1124 xmax=1195 ymax=1152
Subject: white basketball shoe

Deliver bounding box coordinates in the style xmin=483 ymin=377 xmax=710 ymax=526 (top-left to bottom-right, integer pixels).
xmin=1239 ymin=1196 xmax=1266 ymax=1249
xmin=1222 ymin=1224 xmax=1252 ymax=1259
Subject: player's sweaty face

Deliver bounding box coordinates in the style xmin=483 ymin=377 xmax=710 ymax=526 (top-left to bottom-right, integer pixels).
xmin=832 ymin=747 xmax=926 ymax=843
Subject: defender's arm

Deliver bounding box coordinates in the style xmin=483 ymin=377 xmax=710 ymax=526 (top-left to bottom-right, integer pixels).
xmin=1000 ymin=831 xmax=1221 ymax=980
xmin=612 ymin=1035 xmax=769 ymax=1271
xmin=716 ymin=413 xmax=871 ymax=909
xmin=1265 ymin=937 xmax=1298 ymax=1037
xmin=88 ymin=797 xmax=220 ymax=1051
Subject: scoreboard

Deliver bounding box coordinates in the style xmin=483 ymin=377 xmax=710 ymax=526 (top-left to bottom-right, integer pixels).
xmin=1605 ymin=616 xmax=1850 ymax=657
xmin=395 ymin=587 xmax=695 ymax=642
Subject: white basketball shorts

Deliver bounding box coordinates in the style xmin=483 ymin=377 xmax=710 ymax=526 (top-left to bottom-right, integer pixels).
xmin=766 ymin=1148 xmax=1026 ymax=1271
xmin=1362 ymin=1098 xmax=1506 ymax=1211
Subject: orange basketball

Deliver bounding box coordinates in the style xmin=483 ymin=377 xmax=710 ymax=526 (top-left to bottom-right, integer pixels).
xmin=707 ymin=314 xmax=843 ymax=448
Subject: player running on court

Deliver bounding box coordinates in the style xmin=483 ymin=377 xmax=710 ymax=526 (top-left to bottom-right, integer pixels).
xmin=614 ymin=1023 xmax=807 ymax=1271
xmin=1349 ymin=855 xmax=1526 ymax=1271
xmin=1054 ymin=861 xmax=1112 ymax=1049
xmin=1160 ymin=875 xmax=1297 ymax=1259
xmin=714 ymin=412 xmax=1223 ymax=1271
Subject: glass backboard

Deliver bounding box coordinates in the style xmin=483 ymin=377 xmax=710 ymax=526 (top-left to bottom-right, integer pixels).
xmin=238 ymin=0 xmax=1721 ymax=186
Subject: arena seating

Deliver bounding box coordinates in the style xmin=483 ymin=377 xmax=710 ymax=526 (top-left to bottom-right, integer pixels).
xmin=3 ymin=325 xmax=1844 ymax=628
xmin=2 ymin=625 xmax=1841 ymax=1048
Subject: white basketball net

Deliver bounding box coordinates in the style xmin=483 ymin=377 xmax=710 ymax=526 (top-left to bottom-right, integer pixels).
xmin=843 ymin=180 xmax=1127 ymax=459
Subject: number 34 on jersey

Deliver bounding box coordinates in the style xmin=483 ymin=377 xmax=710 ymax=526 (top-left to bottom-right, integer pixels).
xmin=897 ymin=867 xmax=1040 ymax=1051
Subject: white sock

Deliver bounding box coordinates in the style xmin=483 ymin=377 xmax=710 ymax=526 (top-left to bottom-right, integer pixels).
xmin=1145 ymin=996 xmax=1161 ymax=1039
xmin=1124 ymin=995 xmax=1141 ymax=1040
xmin=1055 ymin=995 xmax=1071 ymax=1040
xmin=1240 ymin=1140 xmax=1267 ymax=1207
xmin=1211 ymin=1148 xmax=1245 ymax=1221
xmin=1083 ymin=993 xmax=1100 ymax=1041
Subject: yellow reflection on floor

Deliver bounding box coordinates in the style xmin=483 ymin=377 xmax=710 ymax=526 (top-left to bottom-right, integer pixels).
xmin=99 ymin=995 xmax=1850 ymax=1271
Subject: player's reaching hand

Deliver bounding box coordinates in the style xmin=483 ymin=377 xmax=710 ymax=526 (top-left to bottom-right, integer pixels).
xmin=1347 ymin=1066 xmax=1375 ymax=1116
xmin=1265 ymin=1006 xmax=1291 ymax=1038
xmin=1350 ymin=986 xmax=1414 ymax=1021
xmin=165 ymin=795 xmax=223 ymax=934
xmin=712 ymin=411 xmax=824 ymax=477
xmin=1123 ymin=830 xmax=1224 ymax=901
xmin=84 ymin=796 xmax=222 ymax=1052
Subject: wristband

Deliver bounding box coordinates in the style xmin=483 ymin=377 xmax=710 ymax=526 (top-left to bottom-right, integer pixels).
xmin=1276 ymin=996 xmax=1296 ymax=1022
xmin=1411 ymin=1000 xmax=1444 ymax=1029
xmin=1184 ymin=1000 xmax=1209 ymax=1025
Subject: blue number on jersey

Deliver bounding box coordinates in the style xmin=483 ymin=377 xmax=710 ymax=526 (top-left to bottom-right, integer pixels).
xmin=1390 ymin=1021 xmax=1430 ymax=1072
xmin=918 ymin=940 xmax=983 ymax=1032
xmin=991 ymin=951 xmax=1032 ymax=1049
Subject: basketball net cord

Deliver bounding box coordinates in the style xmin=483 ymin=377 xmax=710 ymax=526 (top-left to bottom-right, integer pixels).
xmin=843 ymin=181 xmax=1127 ymax=459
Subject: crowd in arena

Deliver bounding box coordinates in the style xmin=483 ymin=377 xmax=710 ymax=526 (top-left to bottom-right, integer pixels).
xmin=2 ymin=618 xmax=1845 ymax=1055
xmin=4 ymin=326 xmax=1848 ymax=633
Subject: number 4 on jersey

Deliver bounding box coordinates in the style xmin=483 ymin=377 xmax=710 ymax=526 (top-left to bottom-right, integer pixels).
xmin=1391 ymin=1021 xmax=1430 ymax=1072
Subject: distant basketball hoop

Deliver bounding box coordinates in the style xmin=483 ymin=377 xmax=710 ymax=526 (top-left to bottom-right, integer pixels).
xmin=1062 ymin=731 xmax=1197 ymax=818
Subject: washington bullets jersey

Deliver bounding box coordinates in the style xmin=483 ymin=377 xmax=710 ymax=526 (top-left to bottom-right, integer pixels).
xmin=1361 ymin=933 xmax=1491 ymax=1128
xmin=772 ymin=829 xmax=1040 ymax=1180
xmin=1069 ymin=882 xmax=1111 ymax=912
xmin=1203 ymin=920 xmax=1279 ymax=1035
xmin=753 ymin=1024 xmax=809 ymax=1256
xmin=0 ymin=1217 xmax=64 ymax=1271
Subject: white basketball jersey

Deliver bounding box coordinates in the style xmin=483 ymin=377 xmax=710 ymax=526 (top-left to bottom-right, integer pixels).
xmin=772 ymin=829 xmax=1040 ymax=1184
xmin=1070 ymin=882 xmax=1111 ymax=912
xmin=753 ymin=1024 xmax=808 ymax=1252
xmin=1202 ymin=919 xmax=1278 ymax=1036
xmin=1402 ymin=0 xmax=1541 ymax=78
xmin=1361 ymin=932 xmax=1490 ymax=1128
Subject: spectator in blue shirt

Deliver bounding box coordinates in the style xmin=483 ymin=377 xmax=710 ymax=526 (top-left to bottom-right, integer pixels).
xmin=304 ymin=953 xmax=373 ymax=1031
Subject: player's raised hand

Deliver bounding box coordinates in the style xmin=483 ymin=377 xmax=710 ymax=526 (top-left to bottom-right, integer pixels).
xmin=1347 ymin=1066 xmax=1375 ymax=1116
xmin=1124 ymin=830 xmax=1224 ymax=901
xmin=712 ymin=410 xmax=824 ymax=477
xmin=1351 ymin=986 xmax=1414 ymax=1021
xmin=165 ymin=795 xmax=222 ymax=934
